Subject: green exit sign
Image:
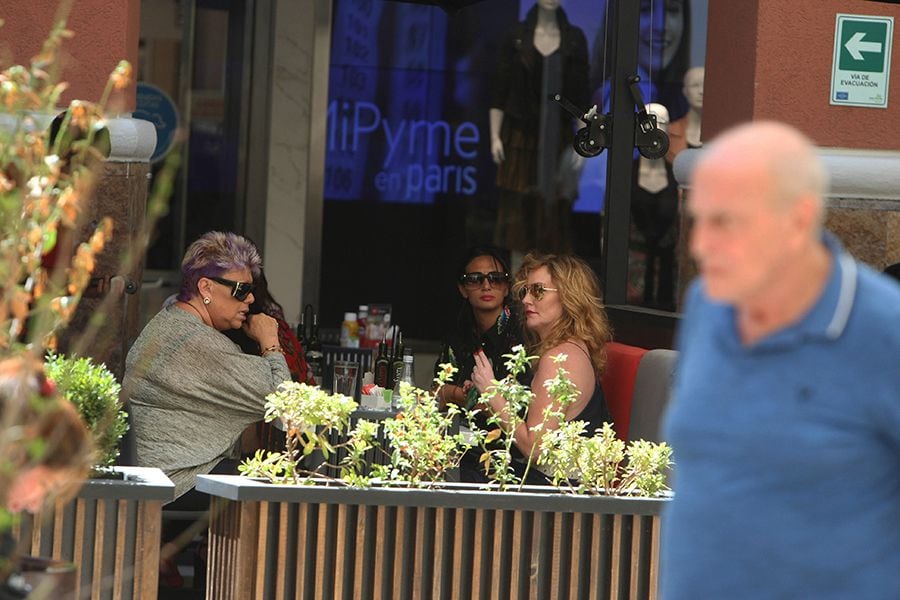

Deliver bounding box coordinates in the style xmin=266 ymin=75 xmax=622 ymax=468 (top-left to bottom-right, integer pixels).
xmin=831 ymin=14 xmax=894 ymax=108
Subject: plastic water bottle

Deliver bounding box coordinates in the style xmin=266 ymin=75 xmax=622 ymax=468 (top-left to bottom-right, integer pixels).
xmin=392 ymin=354 xmax=414 ymax=410
xmin=340 ymin=312 xmax=359 ymax=348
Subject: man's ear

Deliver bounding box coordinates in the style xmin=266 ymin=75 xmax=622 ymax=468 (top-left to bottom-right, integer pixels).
xmin=789 ymin=195 xmax=822 ymax=246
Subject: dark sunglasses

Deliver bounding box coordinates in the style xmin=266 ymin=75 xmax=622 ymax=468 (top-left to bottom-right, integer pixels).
xmin=459 ymin=271 xmax=510 ymax=287
xmin=209 ymin=276 xmax=255 ymax=301
xmin=517 ymin=282 xmax=559 ymax=301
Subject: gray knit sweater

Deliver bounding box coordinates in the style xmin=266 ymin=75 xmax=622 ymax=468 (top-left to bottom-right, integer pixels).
xmin=124 ymin=306 xmax=290 ymax=499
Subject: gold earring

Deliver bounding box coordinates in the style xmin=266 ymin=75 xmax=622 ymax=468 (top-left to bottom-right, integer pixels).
xmin=203 ymin=297 xmax=211 ymax=305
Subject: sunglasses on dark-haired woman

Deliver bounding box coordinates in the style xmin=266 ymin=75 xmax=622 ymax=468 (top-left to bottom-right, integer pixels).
xmin=459 ymin=271 xmax=510 ymax=287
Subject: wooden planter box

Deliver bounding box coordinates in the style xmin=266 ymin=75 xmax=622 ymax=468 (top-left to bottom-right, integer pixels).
xmin=14 ymin=466 xmax=174 ymax=600
xmin=197 ymin=475 xmax=669 ymax=600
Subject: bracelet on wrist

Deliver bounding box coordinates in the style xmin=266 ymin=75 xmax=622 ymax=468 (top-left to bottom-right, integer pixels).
xmin=262 ymin=344 xmax=283 ymax=356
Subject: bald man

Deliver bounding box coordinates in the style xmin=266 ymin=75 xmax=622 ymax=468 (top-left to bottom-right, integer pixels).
xmin=661 ymin=121 xmax=900 ymax=598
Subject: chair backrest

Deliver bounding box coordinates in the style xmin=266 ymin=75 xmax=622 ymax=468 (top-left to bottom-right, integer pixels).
xmin=600 ymin=342 xmax=648 ymax=441
xmin=628 ymin=349 xmax=678 ymax=443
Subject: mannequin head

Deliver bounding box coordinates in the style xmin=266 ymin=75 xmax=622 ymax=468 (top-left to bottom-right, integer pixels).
xmin=683 ymin=66 xmax=704 ymax=112
xmin=646 ymin=102 xmax=670 ymax=132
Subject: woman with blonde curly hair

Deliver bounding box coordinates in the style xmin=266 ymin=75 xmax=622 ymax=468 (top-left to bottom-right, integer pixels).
xmin=472 ymin=252 xmax=612 ymax=481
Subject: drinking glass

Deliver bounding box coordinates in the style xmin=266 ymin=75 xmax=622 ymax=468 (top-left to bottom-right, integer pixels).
xmin=332 ymin=361 xmax=359 ymax=398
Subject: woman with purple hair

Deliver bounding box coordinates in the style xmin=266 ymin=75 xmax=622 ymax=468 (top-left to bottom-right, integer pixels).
xmin=123 ymin=231 xmax=290 ymax=502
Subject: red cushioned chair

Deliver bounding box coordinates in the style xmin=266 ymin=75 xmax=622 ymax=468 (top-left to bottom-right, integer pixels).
xmin=600 ymin=342 xmax=649 ymax=441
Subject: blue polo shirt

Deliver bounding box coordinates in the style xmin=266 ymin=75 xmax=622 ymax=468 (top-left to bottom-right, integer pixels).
xmin=661 ymin=235 xmax=900 ymax=598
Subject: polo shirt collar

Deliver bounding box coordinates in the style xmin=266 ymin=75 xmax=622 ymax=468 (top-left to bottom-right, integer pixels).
xmin=760 ymin=231 xmax=857 ymax=350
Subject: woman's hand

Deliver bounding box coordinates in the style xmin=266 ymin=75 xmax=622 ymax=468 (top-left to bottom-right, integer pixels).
xmin=243 ymin=313 xmax=279 ymax=349
xmin=471 ymin=350 xmax=497 ymax=394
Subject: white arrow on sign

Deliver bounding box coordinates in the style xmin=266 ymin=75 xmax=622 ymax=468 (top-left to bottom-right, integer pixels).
xmin=845 ymin=31 xmax=882 ymax=60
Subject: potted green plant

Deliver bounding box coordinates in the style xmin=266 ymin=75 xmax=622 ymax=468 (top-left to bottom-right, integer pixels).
xmin=201 ymin=347 xmax=672 ymax=599
xmin=43 ymin=351 xmax=128 ymax=471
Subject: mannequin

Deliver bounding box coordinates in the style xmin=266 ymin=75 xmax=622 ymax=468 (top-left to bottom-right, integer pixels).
xmin=578 ymin=0 xmax=692 ymax=214
xmin=489 ymin=0 xmax=589 ymax=258
xmin=631 ymin=103 xmax=678 ymax=310
xmin=666 ymin=66 xmax=703 ymax=163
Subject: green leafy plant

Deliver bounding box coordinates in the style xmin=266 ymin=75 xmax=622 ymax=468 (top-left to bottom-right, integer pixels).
xmin=43 ymin=351 xmax=128 ymax=469
xmin=240 ymin=347 xmax=672 ymax=498
xmin=370 ymin=367 xmax=468 ymax=487
xmin=238 ymin=381 xmax=364 ymax=484
xmin=465 ymin=347 xmax=584 ymax=490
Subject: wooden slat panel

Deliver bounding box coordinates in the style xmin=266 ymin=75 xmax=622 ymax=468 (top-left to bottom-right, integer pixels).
xmin=374 ymin=505 xmax=387 ymax=600
xmin=334 ymin=504 xmax=346 ymax=600
xmin=275 ymin=502 xmax=289 ymax=600
xmin=235 ymin=501 xmax=260 ymax=599
xmin=492 ymin=510 xmax=513 ymax=600
xmin=113 ymin=500 xmax=127 ymax=600
xmin=528 ymin=511 xmax=541 ymax=600
xmin=610 ymin=515 xmax=623 ymax=600
xmin=132 ymin=502 xmax=142 ymax=600
xmin=206 ymin=500 xmax=217 ymax=600
xmin=138 ymin=501 xmax=161 ymax=600
xmin=52 ymin=500 xmax=65 ymax=559
xmin=471 ymin=509 xmax=486 ymax=599
xmin=451 ymin=507 xmax=465 ymax=600
xmin=630 ymin=515 xmax=642 ymax=600
xmin=648 ymin=516 xmax=661 ymax=600
xmin=202 ymin=496 xmax=664 ymax=600
xmin=256 ymin=501 xmax=270 ymax=598
xmin=366 ymin=504 xmax=381 ymax=600
xmin=589 ymin=514 xmax=602 ymax=600
xmin=73 ymin=498 xmax=86 ymax=599
xmin=569 ymin=513 xmax=585 ymax=600
xmin=90 ymin=500 xmax=105 ymax=599
xmin=509 ymin=510 xmax=524 ymax=600
xmin=294 ymin=503 xmax=310 ymax=596
xmin=431 ymin=508 xmax=445 ymax=600
xmin=30 ymin=505 xmax=43 ymax=555
xmin=315 ymin=503 xmax=330 ymax=600
xmin=353 ymin=505 xmax=368 ymax=600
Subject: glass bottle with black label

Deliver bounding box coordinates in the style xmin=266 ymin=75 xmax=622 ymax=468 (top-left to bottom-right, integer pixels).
xmin=373 ymin=335 xmax=391 ymax=388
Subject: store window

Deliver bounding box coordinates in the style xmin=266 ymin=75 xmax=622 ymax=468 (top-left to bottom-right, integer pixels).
xmin=320 ymin=0 xmax=707 ymax=340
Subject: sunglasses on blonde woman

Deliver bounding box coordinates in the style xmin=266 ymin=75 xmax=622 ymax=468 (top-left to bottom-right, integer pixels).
xmin=517 ymin=283 xmax=559 ymax=301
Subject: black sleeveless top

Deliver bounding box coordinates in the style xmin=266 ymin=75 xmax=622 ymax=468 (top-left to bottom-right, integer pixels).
xmin=570 ymin=379 xmax=612 ymax=435
xmin=511 ymin=360 xmax=613 ymax=485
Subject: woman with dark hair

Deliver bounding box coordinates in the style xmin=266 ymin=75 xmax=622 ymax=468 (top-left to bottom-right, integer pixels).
xmin=471 ymin=253 xmax=613 ymax=483
xmin=124 ymin=231 xmax=290 ymax=501
xmin=226 ymin=268 xmax=315 ymax=386
xmin=435 ymin=247 xmax=523 ymax=410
